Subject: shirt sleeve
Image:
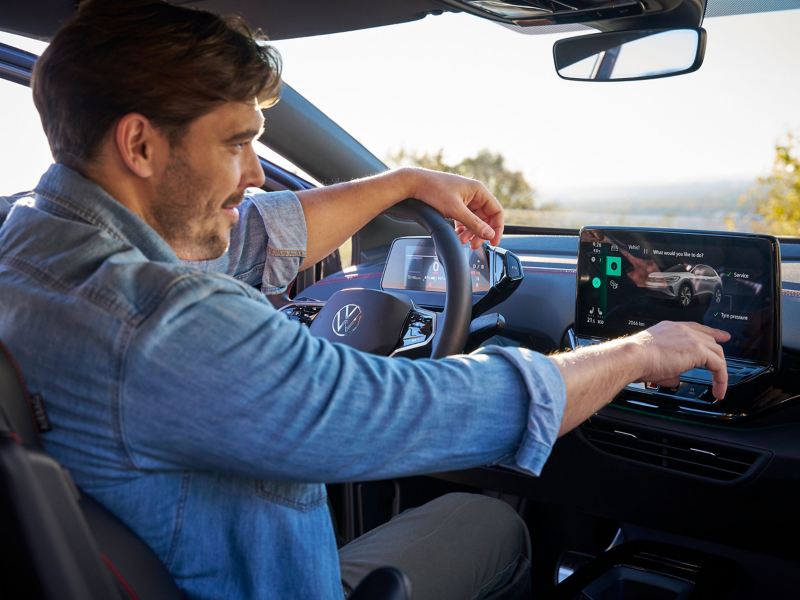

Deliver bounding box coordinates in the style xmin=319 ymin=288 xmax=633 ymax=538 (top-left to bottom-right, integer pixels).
xmin=120 ymin=276 xmax=567 ymax=482
xmin=474 ymin=346 xmax=566 ymax=476
xmin=180 ymin=189 xmax=307 ymax=294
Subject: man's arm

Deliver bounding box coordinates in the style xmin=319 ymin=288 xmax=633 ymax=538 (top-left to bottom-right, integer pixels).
xmin=297 ymin=167 xmax=505 ymax=269
xmin=550 ymin=321 xmax=730 ymax=436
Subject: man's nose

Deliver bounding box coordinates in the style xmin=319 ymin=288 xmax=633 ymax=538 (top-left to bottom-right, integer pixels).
xmin=243 ymin=143 xmax=266 ymax=189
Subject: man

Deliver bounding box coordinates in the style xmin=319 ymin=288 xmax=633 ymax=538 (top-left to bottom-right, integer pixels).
xmin=0 ymin=1 xmax=730 ymax=598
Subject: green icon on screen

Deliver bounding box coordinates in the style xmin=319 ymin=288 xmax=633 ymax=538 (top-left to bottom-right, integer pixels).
xmin=606 ymin=256 xmax=622 ymax=277
xmin=592 ymin=277 xmax=601 ymax=289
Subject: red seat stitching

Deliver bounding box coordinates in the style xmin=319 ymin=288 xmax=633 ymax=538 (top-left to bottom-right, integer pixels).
xmin=100 ymin=552 xmax=141 ymax=600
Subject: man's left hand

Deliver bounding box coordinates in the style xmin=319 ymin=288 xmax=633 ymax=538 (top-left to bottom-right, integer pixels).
xmin=401 ymin=167 xmax=505 ymax=249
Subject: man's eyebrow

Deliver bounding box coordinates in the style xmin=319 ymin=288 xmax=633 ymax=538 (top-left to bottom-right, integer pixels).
xmin=223 ymin=127 xmax=264 ymax=144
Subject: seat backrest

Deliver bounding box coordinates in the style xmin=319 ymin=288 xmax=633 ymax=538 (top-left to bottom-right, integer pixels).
xmin=0 ymin=339 xmax=183 ymax=599
xmin=0 ymin=435 xmax=120 ymax=599
xmin=0 ymin=342 xmax=41 ymax=448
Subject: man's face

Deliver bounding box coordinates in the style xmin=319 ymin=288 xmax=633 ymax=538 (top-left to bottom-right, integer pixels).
xmin=150 ymin=100 xmax=266 ymax=260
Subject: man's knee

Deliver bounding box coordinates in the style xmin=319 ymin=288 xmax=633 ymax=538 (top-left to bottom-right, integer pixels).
xmin=340 ymin=492 xmax=531 ymax=599
xmin=426 ymin=492 xmax=530 ymax=561
xmin=404 ymin=493 xmax=530 ymax=598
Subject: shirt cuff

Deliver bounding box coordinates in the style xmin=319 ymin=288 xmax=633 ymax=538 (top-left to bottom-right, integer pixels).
xmin=477 ymin=346 xmax=567 ymax=477
xmin=250 ymin=190 xmax=308 ymax=294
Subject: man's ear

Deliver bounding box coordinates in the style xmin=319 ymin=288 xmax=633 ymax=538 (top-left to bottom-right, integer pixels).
xmin=113 ymin=113 xmax=166 ymax=178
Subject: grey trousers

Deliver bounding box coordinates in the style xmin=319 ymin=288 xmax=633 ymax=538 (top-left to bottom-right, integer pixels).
xmin=339 ymin=493 xmax=532 ymax=600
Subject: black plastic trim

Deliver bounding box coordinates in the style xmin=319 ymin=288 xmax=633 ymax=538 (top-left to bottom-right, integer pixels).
xmin=578 ymin=416 xmax=771 ymax=484
xmin=260 ymin=159 xmax=315 ymax=192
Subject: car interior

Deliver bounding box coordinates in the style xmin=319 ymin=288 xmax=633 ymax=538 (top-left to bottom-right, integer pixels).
xmin=2 ymin=0 xmax=800 ymax=598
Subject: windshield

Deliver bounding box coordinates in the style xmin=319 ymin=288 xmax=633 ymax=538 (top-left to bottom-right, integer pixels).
xmin=273 ymin=8 xmax=800 ymax=236
xmin=2 ymin=11 xmax=798 ymax=237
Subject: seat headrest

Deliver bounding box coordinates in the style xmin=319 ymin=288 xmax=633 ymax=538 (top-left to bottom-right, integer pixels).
xmin=0 ymin=341 xmax=43 ymax=448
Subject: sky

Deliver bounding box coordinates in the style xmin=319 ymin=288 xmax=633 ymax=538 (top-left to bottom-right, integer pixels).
xmin=1 ymin=9 xmax=799 ymax=200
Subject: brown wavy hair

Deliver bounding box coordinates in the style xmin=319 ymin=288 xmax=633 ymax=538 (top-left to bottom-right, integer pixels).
xmin=32 ymin=0 xmax=282 ymax=169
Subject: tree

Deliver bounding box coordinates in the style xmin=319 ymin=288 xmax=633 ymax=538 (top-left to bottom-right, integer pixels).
xmin=388 ymin=148 xmax=536 ymax=210
xmin=756 ymin=132 xmax=800 ymax=236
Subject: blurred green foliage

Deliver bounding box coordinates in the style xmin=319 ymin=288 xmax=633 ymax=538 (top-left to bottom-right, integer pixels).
xmin=757 ymin=133 xmax=800 ymax=236
xmin=388 ymin=148 xmax=536 ymax=210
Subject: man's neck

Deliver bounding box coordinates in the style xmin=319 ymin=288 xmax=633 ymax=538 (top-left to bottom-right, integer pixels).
xmin=81 ymin=158 xmax=155 ymax=226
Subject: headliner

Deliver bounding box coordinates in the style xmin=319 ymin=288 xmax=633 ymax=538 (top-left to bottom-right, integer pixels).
xmin=1 ymin=0 xmax=794 ymax=42
xmin=0 ymin=0 xmax=452 ymax=41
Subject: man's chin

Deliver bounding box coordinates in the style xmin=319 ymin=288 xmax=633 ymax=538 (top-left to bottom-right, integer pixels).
xmin=174 ymin=235 xmax=231 ymax=261
xmin=206 ymin=238 xmax=231 ymax=260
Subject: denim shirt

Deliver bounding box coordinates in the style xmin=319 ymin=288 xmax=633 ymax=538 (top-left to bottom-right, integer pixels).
xmin=0 ymin=164 xmax=566 ymax=599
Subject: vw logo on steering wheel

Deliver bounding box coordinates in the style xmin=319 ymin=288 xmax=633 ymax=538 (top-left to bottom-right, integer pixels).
xmin=332 ymin=304 xmax=363 ymax=337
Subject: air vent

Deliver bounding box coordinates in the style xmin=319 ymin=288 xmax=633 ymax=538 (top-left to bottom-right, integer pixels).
xmin=580 ymin=417 xmax=769 ymax=483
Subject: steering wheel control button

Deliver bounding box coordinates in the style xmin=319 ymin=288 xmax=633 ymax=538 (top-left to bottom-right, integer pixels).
xmin=592 ymin=277 xmax=602 ymax=289
xmin=279 ymin=302 xmax=324 ymax=326
xmin=395 ymin=309 xmax=436 ymax=355
xmin=506 ymin=255 xmax=522 ymax=279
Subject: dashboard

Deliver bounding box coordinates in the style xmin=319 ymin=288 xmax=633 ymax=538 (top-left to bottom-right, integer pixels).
xmin=291 ymin=228 xmax=800 ymax=564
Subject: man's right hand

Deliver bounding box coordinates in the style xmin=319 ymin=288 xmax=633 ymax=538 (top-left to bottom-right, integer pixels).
xmin=550 ymin=320 xmax=730 ymax=436
xmin=630 ymin=321 xmax=731 ymax=401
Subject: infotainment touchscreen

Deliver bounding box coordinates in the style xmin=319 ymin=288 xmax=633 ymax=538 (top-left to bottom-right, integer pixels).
xmin=575 ymin=227 xmax=780 ymax=365
xmin=381 ymin=237 xmax=491 ymax=293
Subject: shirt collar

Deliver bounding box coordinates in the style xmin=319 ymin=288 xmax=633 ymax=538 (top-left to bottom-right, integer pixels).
xmin=34 ymin=163 xmax=179 ymax=263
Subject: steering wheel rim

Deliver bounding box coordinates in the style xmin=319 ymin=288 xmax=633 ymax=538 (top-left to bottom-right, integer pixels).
xmin=386 ymin=198 xmax=472 ymax=357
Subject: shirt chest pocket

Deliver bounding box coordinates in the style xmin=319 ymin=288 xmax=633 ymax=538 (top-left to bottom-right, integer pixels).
xmin=255 ymin=481 xmax=328 ymax=512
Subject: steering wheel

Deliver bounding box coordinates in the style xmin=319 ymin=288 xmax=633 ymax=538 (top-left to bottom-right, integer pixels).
xmin=281 ymin=199 xmax=472 ymax=358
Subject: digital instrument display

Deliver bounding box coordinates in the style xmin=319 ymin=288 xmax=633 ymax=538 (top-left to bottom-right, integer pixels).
xmin=381 ymin=237 xmax=491 ymax=294
xmin=575 ymin=227 xmax=780 ymax=364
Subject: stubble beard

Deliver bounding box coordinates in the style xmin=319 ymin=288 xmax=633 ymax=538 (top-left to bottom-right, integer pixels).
xmin=152 ymin=153 xmax=234 ymax=261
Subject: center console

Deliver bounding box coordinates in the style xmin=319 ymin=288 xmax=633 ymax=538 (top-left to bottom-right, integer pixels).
xmin=570 ymin=226 xmax=782 ymax=421
xmin=551 ymin=540 xmax=741 ymax=600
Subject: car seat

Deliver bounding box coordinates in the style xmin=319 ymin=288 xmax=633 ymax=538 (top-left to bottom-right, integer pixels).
xmin=0 ymin=339 xmax=410 ymax=599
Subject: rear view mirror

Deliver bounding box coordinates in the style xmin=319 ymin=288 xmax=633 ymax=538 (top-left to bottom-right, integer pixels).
xmin=553 ymin=28 xmax=706 ymax=82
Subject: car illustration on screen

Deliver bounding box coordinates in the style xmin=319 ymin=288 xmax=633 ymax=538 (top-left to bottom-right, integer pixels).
xmin=645 ymin=263 xmax=723 ymax=307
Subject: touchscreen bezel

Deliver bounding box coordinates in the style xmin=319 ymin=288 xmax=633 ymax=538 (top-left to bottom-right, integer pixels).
xmin=573 ymin=227 xmax=782 ymax=370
